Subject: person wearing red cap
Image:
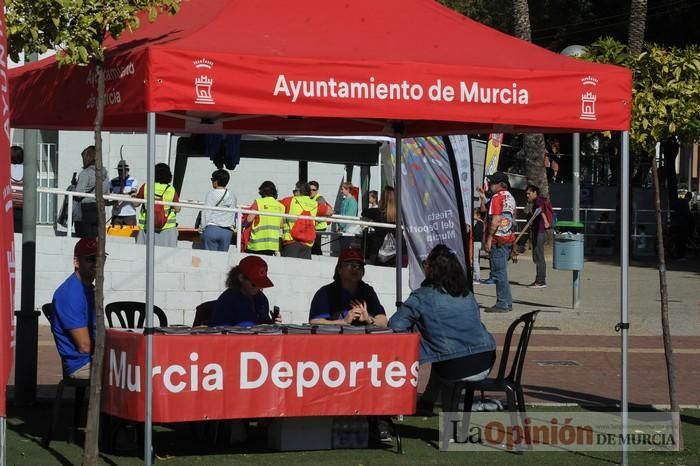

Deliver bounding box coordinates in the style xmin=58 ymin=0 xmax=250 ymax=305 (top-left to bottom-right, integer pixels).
xmin=209 ymin=256 xmax=280 ymax=327
xmin=483 ymin=171 xmax=515 ymax=313
xmin=49 ymin=238 xmax=103 ymax=379
xmin=308 ymin=248 xmax=387 ymax=326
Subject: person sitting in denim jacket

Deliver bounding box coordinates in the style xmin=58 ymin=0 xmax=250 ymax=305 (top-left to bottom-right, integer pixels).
xmin=389 ymin=244 xmax=496 ymax=413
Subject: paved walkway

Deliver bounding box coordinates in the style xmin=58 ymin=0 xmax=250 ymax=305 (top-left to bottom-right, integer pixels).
xmin=474 ymin=254 xmax=700 ymax=336
xmin=9 ymin=256 xmax=700 ymax=408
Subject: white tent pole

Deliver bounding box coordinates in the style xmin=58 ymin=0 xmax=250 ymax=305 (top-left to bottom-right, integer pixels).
xmin=1 ymin=416 xmax=6 ymax=466
xmin=620 ymin=130 xmax=630 ymax=466
xmin=572 ymin=132 xmax=581 ymax=309
xmin=144 ymin=112 xmax=156 ymax=466
xmin=394 ymin=129 xmax=403 ymax=305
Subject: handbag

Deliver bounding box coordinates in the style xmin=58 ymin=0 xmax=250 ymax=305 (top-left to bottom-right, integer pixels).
xmin=377 ymin=232 xmax=397 ymax=263
xmin=196 ymin=189 xmax=228 ymax=230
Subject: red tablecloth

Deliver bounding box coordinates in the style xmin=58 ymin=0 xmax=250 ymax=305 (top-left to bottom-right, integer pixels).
xmin=102 ymin=329 xmax=420 ymax=423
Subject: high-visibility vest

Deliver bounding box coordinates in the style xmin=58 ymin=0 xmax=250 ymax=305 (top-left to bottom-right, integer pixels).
xmin=283 ymin=195 xmax=318 ymax=246
xmin=137 ymin=183 xmax=177 ymax=230
xmin=247 ymin=197 xmax=284 ymax=252
xmin=311 ymin=193 xmax=328 ymax=231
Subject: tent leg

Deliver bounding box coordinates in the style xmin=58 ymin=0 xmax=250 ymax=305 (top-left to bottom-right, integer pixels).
xmin=572 ymin=132 xmax=581 ymax=309
xmin=620 ymin=131 xmax=630 ymax=466
xmin=1 ymin=416 xmax=6 ymax=466
xmin=394 ymin=131 xmax=403 ymax=306
xmin=144 ymin=112 xmax=156 ymax=466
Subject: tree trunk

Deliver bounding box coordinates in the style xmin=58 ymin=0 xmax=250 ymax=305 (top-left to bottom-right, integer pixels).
xmin=524 ymin=134 xmax=549 ymax=198
xmin=512 ymin=0 xmax=548 ymax=197
xmin=662 ymin=138 xmax=679 ymax=201
xmin=650 ymin=158 xmax=683 ymax=450
xmin=83 ymin=60 xmax=107 ymax=466
xmin=512 ymin=0 xmax=531 ymax=41
xmin=627 ymin=0 xmax=647 ymax=55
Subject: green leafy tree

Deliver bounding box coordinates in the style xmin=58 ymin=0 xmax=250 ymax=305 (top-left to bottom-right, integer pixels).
xmin=585 ymin=37 xmax=700 ymax=451
xmin=6 ymin=1 xmax=181 ymax=464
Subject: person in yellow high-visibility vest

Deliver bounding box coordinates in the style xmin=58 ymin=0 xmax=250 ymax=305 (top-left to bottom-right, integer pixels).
xmin=136 ymin=163 xmax=181 ymax=248
xmin=309 ymin=180 xmax=334 ymax=255
xmin=245 ymin=181 xmax=285 ymax=256
xmin=280 ymin=181 xmax=331 ymax=259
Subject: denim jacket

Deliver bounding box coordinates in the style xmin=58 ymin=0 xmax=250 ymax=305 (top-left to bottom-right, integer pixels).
xmin=389 ymin=286 xmax=496 ymax=364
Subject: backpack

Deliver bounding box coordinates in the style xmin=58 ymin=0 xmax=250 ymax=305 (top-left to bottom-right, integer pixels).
xmin=290 ymin=199 xmax=316 ymax=243
xmin=142 ymin=184 xmax=171 ymax=231
xmin=542 ymin=197 xmax=555 ymax=227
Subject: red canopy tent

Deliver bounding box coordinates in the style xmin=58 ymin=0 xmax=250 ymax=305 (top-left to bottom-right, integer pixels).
xmin=8 ymin=1 xmax=634 ymax=463
xmin=10 ymin=0 xmax=630 ymax=135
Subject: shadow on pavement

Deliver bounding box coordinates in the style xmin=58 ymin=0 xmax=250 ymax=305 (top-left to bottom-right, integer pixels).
xmin=523 ymin=384 xmax=655 ymax=410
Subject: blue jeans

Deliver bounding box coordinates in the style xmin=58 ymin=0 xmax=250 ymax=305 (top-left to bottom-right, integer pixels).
xmin=489 ymin=244 xmax=512 ymax=309
xmin=201 ymin=225 xmax=233 ymax=252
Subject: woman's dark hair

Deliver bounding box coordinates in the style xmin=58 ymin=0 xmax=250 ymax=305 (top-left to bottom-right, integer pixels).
xmin=225 ymin=266 xmax=243 ymax=291
xmin=155 ymin=163 xmax=173 ymax=184
xmin=526 ymin=184 xmax=540 ymax=195
xmin=11 ymin=146 xmax=24 ymax=164
xmin=295 ymin=181 xmax=311 ymax=196
xmin=211 ymin=169 xmax=230 ymax=187
xmin=424 ymin=244 xmax=470 ymax=297
xmin=258 ymin=180 xmax=278 ymax=199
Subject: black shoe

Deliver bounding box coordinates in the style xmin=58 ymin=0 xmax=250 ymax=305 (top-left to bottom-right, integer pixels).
xmin=415 ymin=398 xmax=435 ymax=417
xmin=484 ymin=305 xmax=512 ymax=313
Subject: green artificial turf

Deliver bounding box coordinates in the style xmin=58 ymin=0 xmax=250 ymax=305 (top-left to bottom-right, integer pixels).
xmin=5 ymin=402 xmax=700 ymax=465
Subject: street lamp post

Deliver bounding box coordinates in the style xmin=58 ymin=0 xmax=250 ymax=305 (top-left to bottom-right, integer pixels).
xmin=561 ymin=45 xmax=586 ymax=309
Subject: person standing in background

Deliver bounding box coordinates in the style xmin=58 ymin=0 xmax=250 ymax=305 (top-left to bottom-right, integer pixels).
xmin=337 ymin=181 xmax=358 ymax=233
xmin=10 ymin=146 xmax=24 ymax=233
xmin=483 ymin=172 xmax=516 ymax=313
xmin=73 ymin=146 xmax=109 ymax=238
xmin=136 ymin=163 xmax=181 ymax=247
xmin=472 ymin=210 xmax=484 ymax=285
xmin=309 ymin=180 xmax=334 ymax=255
xmin=199 ymin=169 xmax=236 ymax=252
xmin=368 ymin=190 xmax=379 ymax=209
xmin=525 ymin=184 xmax=551 ymax=288
xmin=281 ymin=181 xmax=330 ymax=259
xmin=109 ymin=160 xmax=139 ymax=226
xmin=246 ymin=181 xmax=285 ymax=256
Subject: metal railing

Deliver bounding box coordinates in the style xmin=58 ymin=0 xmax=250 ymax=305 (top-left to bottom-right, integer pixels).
xmin=24 ymin=186 xmax=395 ymax=252
xmin=16 ymin=186 xmax=670 ymax=257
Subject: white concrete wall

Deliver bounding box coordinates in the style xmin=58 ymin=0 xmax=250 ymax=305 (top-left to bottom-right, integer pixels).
xmin=52 ymin=131 xmax=381 ymax=228
xmin=16 ymin=229 xmax=410 ymax=327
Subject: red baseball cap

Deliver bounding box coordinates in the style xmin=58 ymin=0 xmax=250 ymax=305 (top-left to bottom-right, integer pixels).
xmin=74 ymin=238 xmax=99 ymax=257
xmin=338 ymin=248 xmax=365 ymax=265
xmin=239 ymin=256 xmax=274 ymax=288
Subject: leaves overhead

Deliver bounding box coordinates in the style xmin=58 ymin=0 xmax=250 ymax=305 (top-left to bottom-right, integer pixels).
xmin=584 ymin=38 xmax=700 ymax=152
xmin=6 ymin=0 xmax=181 ymax=65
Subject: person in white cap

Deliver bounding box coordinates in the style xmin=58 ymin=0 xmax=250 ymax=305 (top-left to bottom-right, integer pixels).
xmin=109 ymin=160 xmax=139 ymax=226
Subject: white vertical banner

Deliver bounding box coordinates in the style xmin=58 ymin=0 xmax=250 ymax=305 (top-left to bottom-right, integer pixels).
xmin=388 ymin=136 xmax=471 ymax=289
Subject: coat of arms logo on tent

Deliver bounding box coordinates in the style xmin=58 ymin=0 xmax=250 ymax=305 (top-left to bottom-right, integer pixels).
xmin=580 ymin=76 xmax=598 ymax=121
xmin=194 ymin=58 xmax=215 ymax=105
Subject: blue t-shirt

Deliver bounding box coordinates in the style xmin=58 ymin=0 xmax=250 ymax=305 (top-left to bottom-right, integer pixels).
xmin=309 ymin=282 xmax=386 ymax=322
xmin=51 ymin=273 xmax=95 ymax=375
xmin=210 ymin=289 xmax=271 ymax=327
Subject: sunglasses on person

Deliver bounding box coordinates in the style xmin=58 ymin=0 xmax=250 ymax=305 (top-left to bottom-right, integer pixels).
xmin=310 ymin=187 xmax=318 ymax=192
xmin=343 ymin=261 xmax=364 ymax=270
xmin=82 ymin=255 xmax=106 ymax=263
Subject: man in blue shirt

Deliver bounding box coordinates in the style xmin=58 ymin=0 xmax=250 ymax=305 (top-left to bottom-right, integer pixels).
xmin=50 ymin=238 xmax=100 ymax=379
